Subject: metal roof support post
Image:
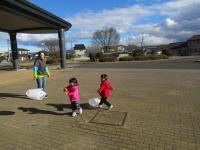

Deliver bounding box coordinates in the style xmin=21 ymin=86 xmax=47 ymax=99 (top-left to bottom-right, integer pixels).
xmin=9 ymin=32 xmax=20 ymax=70
xmin=58 ymin=28 xmax=66 ymax=69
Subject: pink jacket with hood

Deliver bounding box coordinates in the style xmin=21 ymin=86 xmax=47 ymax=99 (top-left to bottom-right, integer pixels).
xmin=64 ymin=84 xmax=80 ymax=102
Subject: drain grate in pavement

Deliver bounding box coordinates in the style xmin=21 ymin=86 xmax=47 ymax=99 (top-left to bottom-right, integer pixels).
xmin=90 ymin=110 xmax=127 ymax=126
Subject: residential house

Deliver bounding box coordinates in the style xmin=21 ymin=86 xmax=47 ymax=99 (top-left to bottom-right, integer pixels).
xmin=0 ymin=48 xmax=30 ymax=61
xmin=0 ymin=52 xmax=7 ymax=63
xmin=187 ymin=35 xmax=200 ymax=55
xmin=127 ymin=44 xmax=143 ymax=53
xmin=144 ymin=45 xmax=167 ymax=56
xmin=73 ymin=44 xmax=86 ymax=57
xmin=165 ymin=42 xmax=189 ymax=56
xmin=18 ymin=48 xmax=30 ymax=61
xmin=102 ymin=45 xmax=128 ymax=53
xmin=164 ymin=35 xmax=200 ymax=56
xmin=116 ymin=45 xmax=128 ymax=53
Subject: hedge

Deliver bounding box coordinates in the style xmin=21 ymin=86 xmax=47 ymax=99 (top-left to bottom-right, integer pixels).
xmin=119 ymin=56 xmax=134 ymax=61
xmin=99 ymin=57 xmax=116 ymax=62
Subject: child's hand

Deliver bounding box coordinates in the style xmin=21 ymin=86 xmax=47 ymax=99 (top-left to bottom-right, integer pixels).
xmin=64 ymin=88 xmax=68 ymax=92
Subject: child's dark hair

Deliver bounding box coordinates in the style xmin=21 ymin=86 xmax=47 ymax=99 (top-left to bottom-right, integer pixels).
xmin=100 ymin=74 xmax=108 ymax=80
xmin=38 ymin=51 xmax=42 ymax=56
xmin=38 ymin=51 xmax=44 ymax=57
xmin=69 ymin=77 xmax=78 ymax=84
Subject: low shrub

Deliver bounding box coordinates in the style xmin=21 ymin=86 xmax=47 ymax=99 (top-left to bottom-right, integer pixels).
xmin=119 ymin=56 xmax=134 ymax=61
xmin=89 ymin=53 xmax=97 ymax=62
xmin=132 ymin=50 xmax=144 ymax=57
xmin=99 ymin=57 xmax=116 ymax=62
xmin=134 ymin=56 xmax=146 ymax=61
xmin=46 ymin=57 xmax=59 ymax=64
xmin=161 ymin=55 xmax=169 ymax=59
xmin=134 ymin=55 xmax=169 ymax=61
xmin=66 ymin=54 xmax=74 ymax=59
xmin=96 ymin=52 xmax=104 ymax=59
xmin=149 ymin=55 xmax=161 ymax=60
xmin=150 ymin=55 xmax=169 ymax=60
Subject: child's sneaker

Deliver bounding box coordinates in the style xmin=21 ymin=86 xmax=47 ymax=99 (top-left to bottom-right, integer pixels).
xmin=79 ymin=108 xmax=82 ymax=114
xmin=109 ymin=105 xmax=113 ymax=110
xmin=98 ymin=105 xmax=103 ymax=108
xmin=72 ymin=111 xmax=76 ymax=117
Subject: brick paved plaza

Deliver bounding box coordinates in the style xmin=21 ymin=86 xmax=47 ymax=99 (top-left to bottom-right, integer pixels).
xmin=0 ymin=66 xmax=200 ymax=150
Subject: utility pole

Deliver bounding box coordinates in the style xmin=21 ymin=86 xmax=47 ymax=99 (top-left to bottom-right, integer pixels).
xmin=141 ymin=33 xmax=144 ymax=48
xmin=7 ymin=39 xmax=10 ymax=62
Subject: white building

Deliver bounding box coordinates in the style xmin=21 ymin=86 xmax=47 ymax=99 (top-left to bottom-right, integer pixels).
xmin=73 ymin=44 xmax=86 ymax=57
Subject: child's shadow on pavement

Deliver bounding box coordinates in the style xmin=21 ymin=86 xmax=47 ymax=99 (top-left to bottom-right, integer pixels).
xmin=0 ymin=111 xmax=15 ymax=115
xmin=46 ymin=103 xmax=93 ymax=111
xmin=0 ymin=93 xmax=29 ymax=100
xmin=18 ymin=107 xmax=71 ymax=116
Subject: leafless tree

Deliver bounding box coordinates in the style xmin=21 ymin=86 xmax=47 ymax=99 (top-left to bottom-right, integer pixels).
xmin=40 ymin=39 xmax=59 ymax=53
xmin=127 ymin=33 xmax=145 ymax=48
xmin=87 ymin=44 xmax=101 ymax=54
xmin=92 ymin=27 xmax=120 ymax=51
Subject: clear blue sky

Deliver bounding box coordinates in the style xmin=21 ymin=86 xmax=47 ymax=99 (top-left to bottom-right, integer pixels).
xmin=0 ymin=0 xmax=199 ymax=52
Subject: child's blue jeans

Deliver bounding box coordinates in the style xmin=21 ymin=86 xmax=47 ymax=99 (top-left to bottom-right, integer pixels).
xmin=36 ymin=77 xmax=46 ymax=90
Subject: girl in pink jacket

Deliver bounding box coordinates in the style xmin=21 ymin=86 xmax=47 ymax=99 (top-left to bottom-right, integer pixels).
xmin=64 ymin=78 xmax=82 ymax=117
xmin=97 ymin=74 xmax=113 ymax=110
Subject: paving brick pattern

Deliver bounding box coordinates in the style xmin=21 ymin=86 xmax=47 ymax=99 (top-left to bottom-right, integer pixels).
xmin=0 ymin=68 xmax=200 ymax=150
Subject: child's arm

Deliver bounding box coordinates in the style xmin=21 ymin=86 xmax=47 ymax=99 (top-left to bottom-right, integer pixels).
xmin=110 ymin=85 xmax=113 ymax=90
xmin=45 ymin=66 xmax=50 ymax=77
xmin=33 ymin=66 xmax=38 ymax=79
xmin=97 ymin=84 xmax=105 ymax=94
xmin=67 ymin=87 xmax=76 ymax=96
xmin=109 ymin=82 xmax=113 ymax=90
xmin=64 ymin=87 xmax=68 ymax=92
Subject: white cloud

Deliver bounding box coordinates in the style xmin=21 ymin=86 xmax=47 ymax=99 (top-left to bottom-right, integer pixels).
xmin=122 ymin=34 xmax=174 ymax=46
xmin=1 ymin=0 xmax=200 ymax=46
xmin=17 ymin=33 xmax=57 ymax=42
xmin=66 ymin=0 xmax=200 ymax=45
xmin=67 ymin=5 xmax=153 ymax=34
xmin=165 ymin=18 xmax=177 ymax=27
xmin=0 ymin=32 xmax=58 ymax=48
xmin=143 ymin=34 xmax=173 ymax=45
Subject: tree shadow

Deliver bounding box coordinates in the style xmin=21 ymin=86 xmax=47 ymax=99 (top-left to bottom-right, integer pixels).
xmin=18 ymin=107 xmax=71 ymax=116
xmin=0 ymin=93 xmax=29 ymax=100
xmin=0 ymin=111 xmax=15 ymax=115
xmin=46 ymin=103 xmax=94 ymax=111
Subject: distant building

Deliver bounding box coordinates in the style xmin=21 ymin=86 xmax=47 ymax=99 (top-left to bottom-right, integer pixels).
xmin=127 ymin=44 xmax=143 ymax=53
xmin=102 ymin=45 xmax=128 ymax=53
xmin=73 ymin=44 xmax=86 ymax=57
xmin=144 ymin=45 xmax=167 ymax=56
xmin=187 ymin=35 xmax=200 ymax=55
xmin=0 ymin=48 xmax=30 ymax=62
xmin=165 ymin=35 xmax=200 ymax=56
xmin=18 ymin=48 xmax=30 ymax=61
xmin=0 ymin=52 xmax=7 ymax=63
xmin=165 ymin=42 xmax=189 ymax=56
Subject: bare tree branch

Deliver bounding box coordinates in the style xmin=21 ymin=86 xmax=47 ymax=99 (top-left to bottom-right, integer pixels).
xmin=92 ymin=27 xmax=120 ymax=50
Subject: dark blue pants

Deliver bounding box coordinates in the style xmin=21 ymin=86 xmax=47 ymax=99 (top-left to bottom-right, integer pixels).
xmin=99 ymin=97 xmax=111 ymax=107
xmin=71 ymin=101 xmax=81 ymax=111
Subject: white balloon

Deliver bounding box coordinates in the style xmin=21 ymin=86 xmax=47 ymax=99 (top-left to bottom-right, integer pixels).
xmin=88 ymin=98 xmax=100 ymax=107
xmin=26 ymin=88 xmax=46 ymax=100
